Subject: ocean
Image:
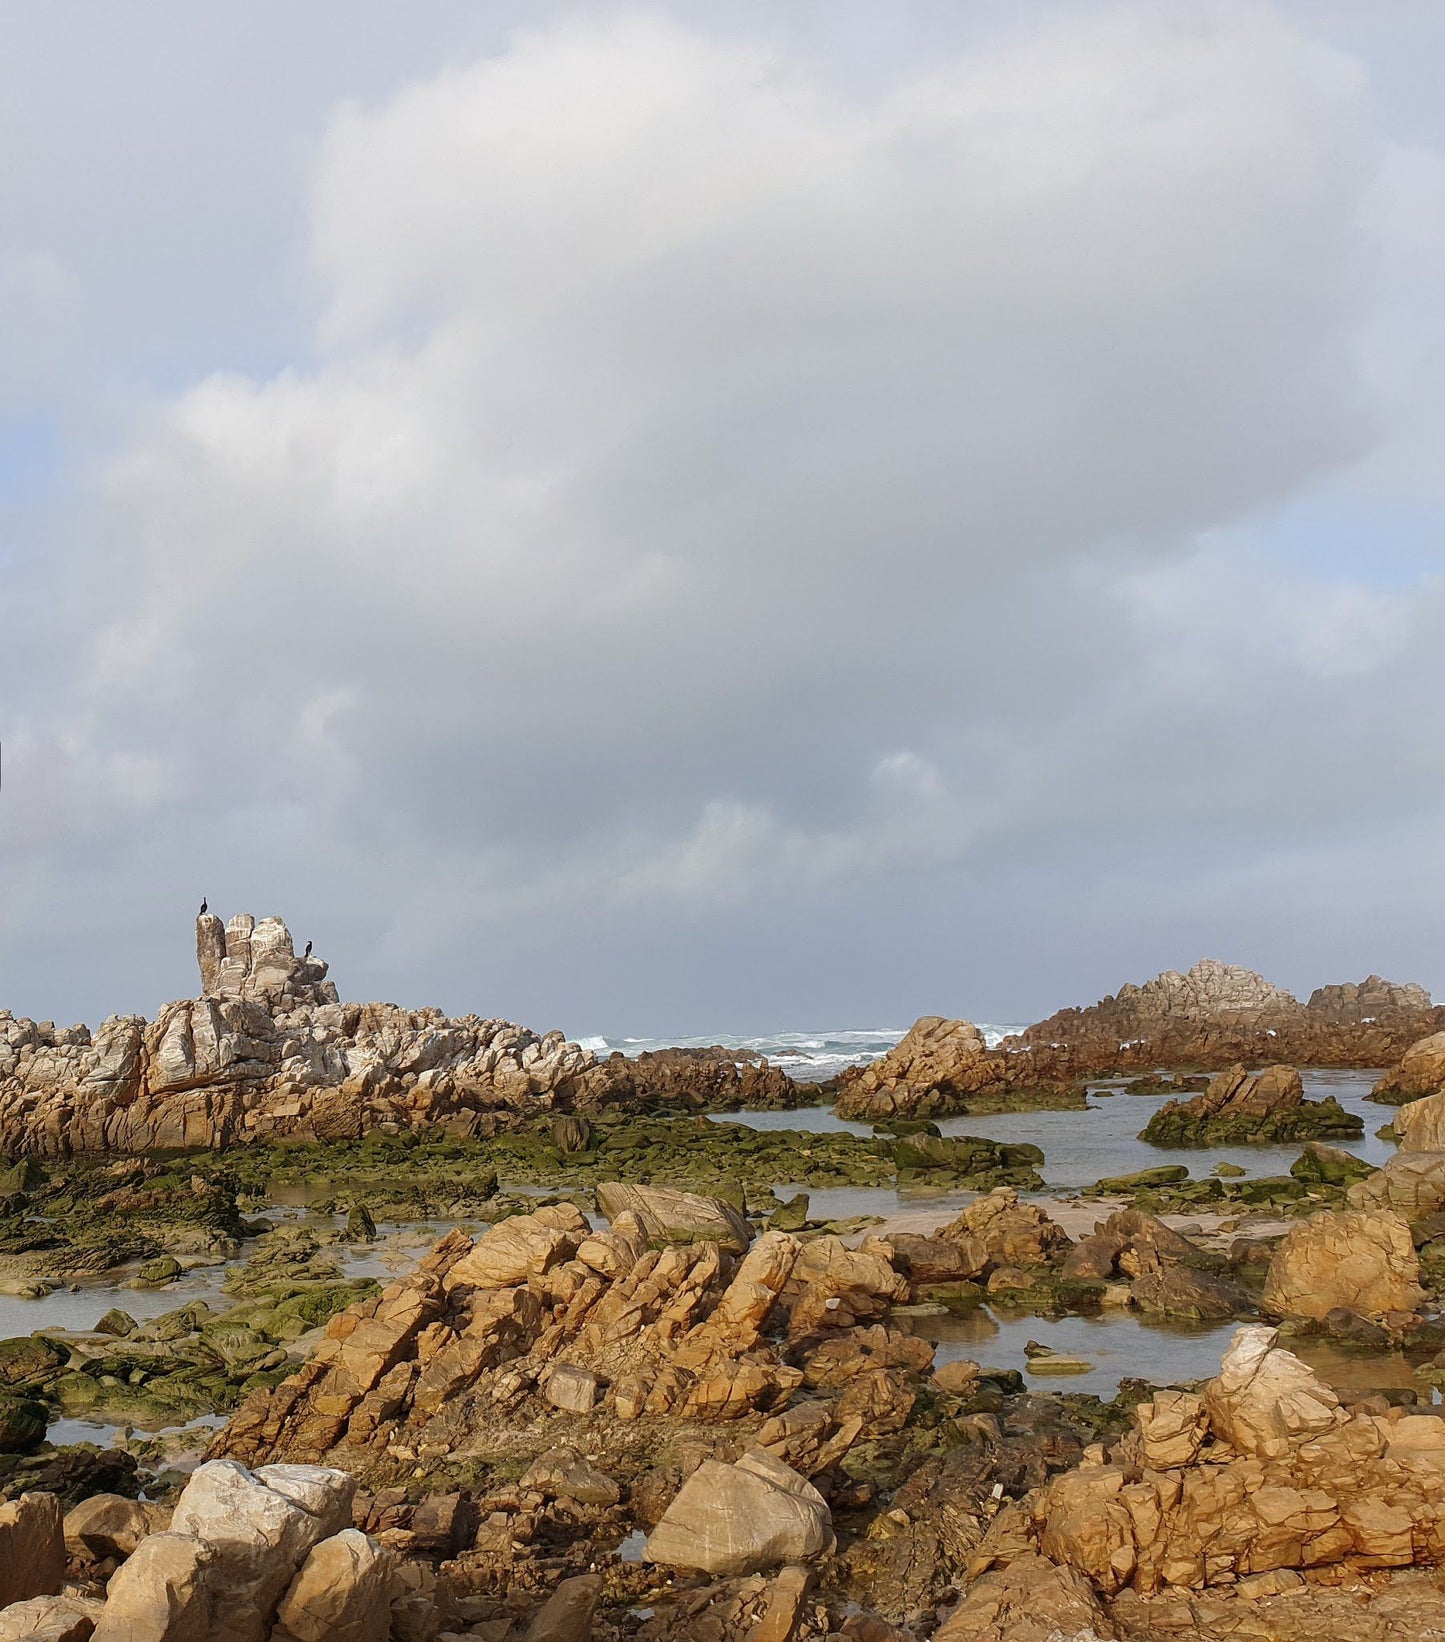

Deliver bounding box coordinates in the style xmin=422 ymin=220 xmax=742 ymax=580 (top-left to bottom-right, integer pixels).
xmin=576 ymin=1024 xmax=1027 ymax=1083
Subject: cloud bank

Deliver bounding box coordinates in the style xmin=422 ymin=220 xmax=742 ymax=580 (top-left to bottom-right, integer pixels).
xmin=1 ymin=3 xmax=1442 ymax=1032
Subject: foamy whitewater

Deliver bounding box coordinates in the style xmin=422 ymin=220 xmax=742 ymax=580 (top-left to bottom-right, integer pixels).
xmin=578 ymin=1025 xmax=1027 ymax=1083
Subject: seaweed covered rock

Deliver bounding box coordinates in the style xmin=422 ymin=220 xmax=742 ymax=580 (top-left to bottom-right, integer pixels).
xmin=1139 ymin=1063 xmax=1362 ymax=1147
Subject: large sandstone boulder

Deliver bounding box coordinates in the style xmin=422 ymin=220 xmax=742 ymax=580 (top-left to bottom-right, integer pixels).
xmin=834 ymin=1018 xmax=1079 ymax=1119
xmin=645 ymin=1450 xmax=834 ymax=1575
xmin=269 ymin=1528 xmax=395 ymax=1642
xmin=595 ymin=1182 xmax=752 ymax=1254
xmin=1374 ymin=1030 xmax=1445 ymax=1104
xmin=1395 ymin=1087 xmax=1445 ymax=1152
xmin=1348 ymin=1152 xmax=1445 ymax=1220
xmin=89 ymin=1532 xmax=217 ymax=1642
xmin=0 ymin=1493 xmax=64 ymax=1609
xmin=1262 ymin=1208 xmax=1423 ymax=1323
xmin=168 ymin=1461 xmax=354 ymax=1642
xmin=63 ymin=1493 xmax=170 ymax=1560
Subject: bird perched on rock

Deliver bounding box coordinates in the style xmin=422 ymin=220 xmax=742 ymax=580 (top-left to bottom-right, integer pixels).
xmin=199 ymin=897 xmax=208 ymax=916
xmin=303 ymin=940 xmax=313 ymax=958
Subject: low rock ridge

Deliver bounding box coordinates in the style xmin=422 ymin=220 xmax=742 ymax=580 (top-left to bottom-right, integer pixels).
xmin=0 ymin=915 xmax=801 ymax=1159
xmin=1011 ymin=958 xmax=1441 ymax=1073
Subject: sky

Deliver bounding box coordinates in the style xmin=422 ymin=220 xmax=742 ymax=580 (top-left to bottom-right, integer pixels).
xmin=1 ymin=1 xmax=1442 ymax=1037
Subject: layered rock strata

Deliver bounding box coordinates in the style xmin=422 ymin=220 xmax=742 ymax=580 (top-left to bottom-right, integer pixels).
xmin=1013 ymin=959 xmax=1440 ymax=1073
xmin=1138 ymin=1062 xmax=1363 ymax=1146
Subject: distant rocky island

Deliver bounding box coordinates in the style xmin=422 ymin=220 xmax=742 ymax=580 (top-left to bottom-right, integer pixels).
xmin=1010 ymin=956 xmax=1441 ymax=1072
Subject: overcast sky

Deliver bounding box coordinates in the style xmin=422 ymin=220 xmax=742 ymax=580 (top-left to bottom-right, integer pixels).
xmin=1 ymin=1 xmax=1442 ymax=1036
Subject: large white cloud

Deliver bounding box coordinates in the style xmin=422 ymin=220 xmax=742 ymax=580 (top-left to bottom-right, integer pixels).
xmin=1 ymin=2 xmax=1441 ymax=1028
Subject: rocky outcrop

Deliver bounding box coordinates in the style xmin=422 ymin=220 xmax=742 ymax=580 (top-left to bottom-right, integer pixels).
xmin=1261 ymin=1208 xmax=1424 ymax=1323
xmin=977 ymin=1324 xmax=1445 ymax=1599
xmin=1013 ymin=959 xmax=1441 ymax=1073
xmin=0 ymin=1493 xmax=64 ymax=1609
xmin=212 ymin=1209 xmax=917 ymax=1474
xmin=1392 ymin=1085 xmax=1445 ymax=1152
xmin=1375 ymin=1030 xmax=1445 ymax=1106
xmin=0 ymin=914 xmax=808 ymax=1159
xmin=1139 ymin=1062 xmax=1362 ymax=1146
xmin=833 ymin=1017 xmax=1083 ymax=1120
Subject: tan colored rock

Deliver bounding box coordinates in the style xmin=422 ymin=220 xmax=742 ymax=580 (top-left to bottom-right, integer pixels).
xmin=1375 ymin=1031 xmax=1445 ymax=1104
xmin=594 ymin=1183 xmax=752 ymax=1254
xmin=0 ymin=1594 xmax=104 ymax=1642
xmin=524 ymin=1573 xmax=603 ymax=1642
xmin=1348 ymin=1151 xmax=1445 ymax=1220
xmin=645 ymin=1451 xmax=834 ymax=1576
xmin=935 ymin=1553 xmax=1117 ymax=1642
xmin=1262 ymin=1208 xmax=1423 ymax=1322
xmin=444 ymin=1205 xmax=587 ymax=1291
xmin=63 ymin=1494 xmax=169 ymax=1560
xmin=1200 ymin=1062 xmax=1302 ymax=1115
xmin=169 ymin=1461 xmax=354 ymax=1642
xmin=543 ymin=1364 xmax=597 ymax=1413
xmin=519 ymin=1447 xmax=620 ymax=1506
xmin=90 ymin=1533 xmax=217 ymax=1642
xmin=1204 ymin=1324 xmax=1345 ymax=1457
xmin=269 ymin=1528 xmax=395 ymax=1642
xmin=940 ymin=1189 xmax=1072 ymax=1271
xmin=1395 ymin=1086 xmax=1445 ymax=1152
xmin=0 ymin=1493 xmax=64 ymax=1609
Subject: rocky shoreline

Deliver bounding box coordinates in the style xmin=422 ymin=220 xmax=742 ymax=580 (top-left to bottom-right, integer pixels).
xmin=3 ymin=922 xmax=1445 ymax=1639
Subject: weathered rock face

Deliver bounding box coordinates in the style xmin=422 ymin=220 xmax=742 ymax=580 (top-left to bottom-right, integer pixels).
xmin=1375 ymin=1030 xmax=1445 ymax=1104
xmin=0 ymin=1492 xmax=64 ymax=1610
xmin=1013 ymin=959 xmax=1441 ymax=1073
xmin=979 ymin=1325 xmax=1445 ymax=1598
xmin=1393 ymin=1084 xmax=1445 ymax=1152
xmin=1349 ymin=1151 xmax=1445 ymax=1221
xmin=644 ymin=1450 xmax=835 ymax=1575
xmin=0 ymin=914 xmax=807 ymax=1158
xmin=936 ymin=1553 xmax=1117 ymax=1642
xmin=833 ymin=1017 xmax=1082 ymax=1119
xmin=593 ymin=1183 xmax=754 ymax=1255
xmin=1261 ymin=1208 xmax=1424 ymax=1322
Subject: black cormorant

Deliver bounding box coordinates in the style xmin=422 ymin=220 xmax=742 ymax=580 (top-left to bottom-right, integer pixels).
xmin=199 ymin=897 xmax=208 ymax=916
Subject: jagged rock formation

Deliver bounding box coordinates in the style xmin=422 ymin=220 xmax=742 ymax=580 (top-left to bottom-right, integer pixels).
xmin=1261 ymin=1208 xmax=1423 ymax=1323
xmin=1013 ymin=958 xmax=1441 ymax=1073
xmin=0 ymin=915 xmax=804 ymax=1158
xmin=975 ymin=1324 xmax=1445 ymax=1600
xmin=832 ymin=1017 xmax=1084 ymax=1119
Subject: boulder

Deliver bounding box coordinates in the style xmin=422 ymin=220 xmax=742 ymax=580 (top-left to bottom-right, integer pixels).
xmin=269 ymin=1528 xmax=395 ymax=1642
xmin=444 ymin=1204 xmax=588 ymax=1290
xmin=524 ymin=1573 xmax=603 ymax=1642
xmin=645 ymin=1450 xmax=834 ymax=1576
xmin=0 ymin=1594 xmax=104 ymax=1642
xmin=168 ymin=1461 xmax=354 ymax=1642
xmin=1375 ymin=1031 xmax=1445 ymax=1104
xmin=0 ymin=1493 xmax=64 ymax=1609
xmin=935 ymin=1553 xmax=1117 ymax=1642
xmin=543 ymin=1365 xmax=598 ymax=1414
xmin=594 ymin=1183 xmax=752 ymax=1254
xmin=519 ymin=1447 xmax=620 ymax=1507
xmin=939 ymin=1189 xmax=1072 ymax=1272
xmin=1262 ymin=1208 xmax=1423 ymax=1322
xmin=63 ymin=1493 xmax=169 ymax=1560
xmin=1203 ymin=1324 xmax=1345 ymax=1458
xmin=1395 ymin=1088 xmax=1445 ymax=1153
xmin=1348 ymin=1152 xmax=1445 ymax=1221
xmin=89 ymin=1533 xmax=217 ymax=1642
